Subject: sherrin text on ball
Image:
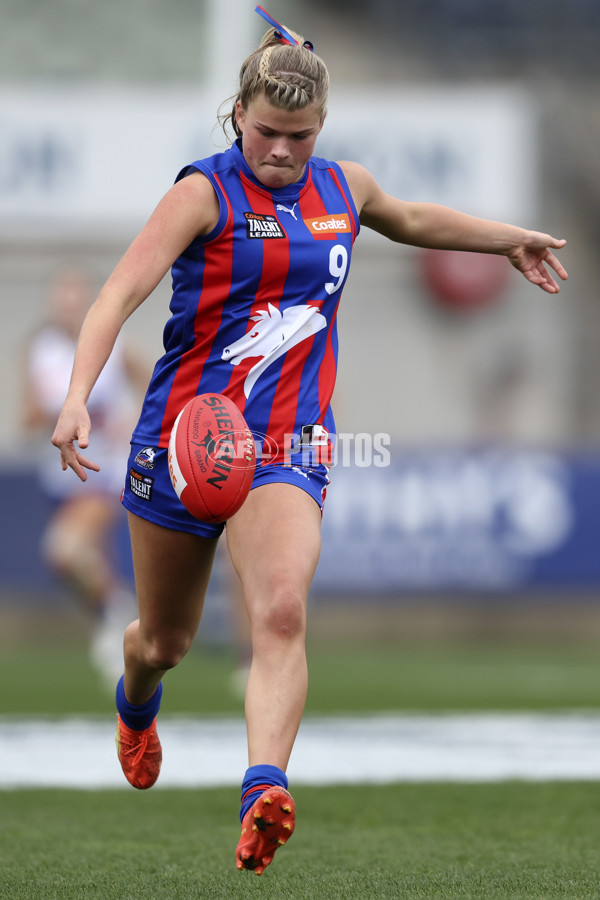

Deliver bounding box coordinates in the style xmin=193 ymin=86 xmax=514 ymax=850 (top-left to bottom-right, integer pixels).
xmin=168 ymin=393 xmax=256 ymax=522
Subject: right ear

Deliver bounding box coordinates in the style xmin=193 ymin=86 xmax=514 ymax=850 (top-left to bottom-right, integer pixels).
xmin=235 ymin=100 xmax=245 ymax=133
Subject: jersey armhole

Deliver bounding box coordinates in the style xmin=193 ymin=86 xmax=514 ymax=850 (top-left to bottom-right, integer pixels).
xmin=175 ymin=162 xmax=228 ymax=244
xmin=324 ymin=161 xmax=361 ymax=241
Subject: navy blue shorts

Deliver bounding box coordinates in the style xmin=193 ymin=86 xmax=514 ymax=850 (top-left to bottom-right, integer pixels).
xmin=121 ymin=443 xmax=330 ymax=538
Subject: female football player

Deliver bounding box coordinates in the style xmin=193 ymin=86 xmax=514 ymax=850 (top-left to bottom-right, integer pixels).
xmin=51 ymin=6 xmax=567 ymax=876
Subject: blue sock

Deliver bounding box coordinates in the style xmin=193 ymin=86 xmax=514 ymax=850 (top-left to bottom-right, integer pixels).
xmin=239 ymin=764 xmax=288 ymax=822
xmin=116 ymin=675 xmax=163 ymax=731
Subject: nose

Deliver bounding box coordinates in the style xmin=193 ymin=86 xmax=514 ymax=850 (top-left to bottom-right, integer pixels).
xmin=269 ymin=137 xmax=291 ymax=160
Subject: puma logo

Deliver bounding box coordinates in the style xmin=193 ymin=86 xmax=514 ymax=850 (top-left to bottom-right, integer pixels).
xmin=275 ymin=203 xmax=298 ymax=221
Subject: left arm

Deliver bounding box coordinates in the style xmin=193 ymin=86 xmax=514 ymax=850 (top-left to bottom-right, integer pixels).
xmin=339 ymin=160 xmax=568 ymax=294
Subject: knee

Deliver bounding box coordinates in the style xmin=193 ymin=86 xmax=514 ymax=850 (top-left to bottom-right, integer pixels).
xmin=137 ymin=629 xmax=194 ymax=672
xmin=252 ymin=585 xmax=306 ymax=643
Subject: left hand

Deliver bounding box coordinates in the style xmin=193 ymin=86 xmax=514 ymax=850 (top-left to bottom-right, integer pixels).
xmin=506 ymin=233 xmax=568 ymax=294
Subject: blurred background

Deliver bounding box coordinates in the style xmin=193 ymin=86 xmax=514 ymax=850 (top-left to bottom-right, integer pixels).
xmin=2 ymin=0 xmax=600 ymax=703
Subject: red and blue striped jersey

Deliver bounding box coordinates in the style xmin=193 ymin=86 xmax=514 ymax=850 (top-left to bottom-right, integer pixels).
xmin=132 ymin=139 xmax=360 ymax=465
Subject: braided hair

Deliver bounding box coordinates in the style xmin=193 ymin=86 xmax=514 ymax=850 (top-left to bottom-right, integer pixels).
xmin=220 ymin=27 xmax=329 ymax=142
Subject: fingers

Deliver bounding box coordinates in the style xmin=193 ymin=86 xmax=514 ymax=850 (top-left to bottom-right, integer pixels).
xmin=521 ymin=260 xmax=559 ymax=294
xmin=51 ymin=409 xmax=96 ymax=481
xmin=75 ymin=452 xmax=101 ymax=474
xmin=56 ymin=445 xmax=86 ymax=481
xmin=537 ymin=278 xmax=560 ymax=295
xmin=74 ymin=424 xmax=90 ymax=449
xmin=68 ymin=458 xmax=88 ymax=482
xmin=56 ymin=441 xmax=100 ymax=482
xmin=520 ymin=235 xmax=568 ymax=292
xmin=516 ymin=240 xmax=568 ymax=294
xmin=67 ymin=455 xmax=101 ymax=483
xmin=535 ymin=249 xmax=568 ymax=293
xmin=536 ymin=264 xmax=561 ymax=294
xmin=544 ymin=250 xmax=569 ymax=281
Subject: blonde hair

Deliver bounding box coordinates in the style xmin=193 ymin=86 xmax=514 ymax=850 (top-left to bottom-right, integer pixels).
xmin=219 ymin=26 xmax=329 ymax=142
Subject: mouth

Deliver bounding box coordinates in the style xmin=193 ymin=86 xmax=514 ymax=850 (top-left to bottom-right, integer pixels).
xmin=255 ymin=161 xmax=303 ymax=187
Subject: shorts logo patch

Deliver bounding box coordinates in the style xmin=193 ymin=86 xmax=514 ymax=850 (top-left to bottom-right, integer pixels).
xmin=299 ymin=424 xmax=330 ymax=447
xmin=129 ymin=468 xmax=154 ymax=501
xmin=244 ymin=212 xmax=286 ymax=239
xmin=134 ymin=447 xmax=157 ymax=470
xmin=288 ymin=424 xmax=334 ymax=465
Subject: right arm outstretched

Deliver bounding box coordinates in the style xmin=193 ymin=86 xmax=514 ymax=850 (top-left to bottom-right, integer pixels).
xmin=51 ymin=172 xmax=220 ymax=480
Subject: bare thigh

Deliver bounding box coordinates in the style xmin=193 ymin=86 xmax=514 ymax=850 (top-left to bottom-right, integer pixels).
xmin=225 ymin=482 xmax=322 ymax=623
xmin=128 ymin=512 xmax=219 ymax=641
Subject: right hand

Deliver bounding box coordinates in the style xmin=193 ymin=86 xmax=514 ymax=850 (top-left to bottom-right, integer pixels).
xmin=51 ymin=402 xmax=100 ymax=482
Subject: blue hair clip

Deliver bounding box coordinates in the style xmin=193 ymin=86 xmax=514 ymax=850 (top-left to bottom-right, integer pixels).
xmin=254 ymin=5 xmax=314 ymax=51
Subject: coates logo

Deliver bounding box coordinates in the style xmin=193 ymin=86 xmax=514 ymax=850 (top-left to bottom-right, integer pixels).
xmin=304 ymin=213 xmax=351 ymax=239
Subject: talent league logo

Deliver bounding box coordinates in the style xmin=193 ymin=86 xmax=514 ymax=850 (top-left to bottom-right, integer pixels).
xmin=244 ymin=212 xmax=286 ymax=239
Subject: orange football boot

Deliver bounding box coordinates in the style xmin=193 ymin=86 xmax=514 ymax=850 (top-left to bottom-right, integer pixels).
xmin=115 ymin=715 xmax=162 ymax=789
xmin=236 ymin=785 xmax=296 ymax=875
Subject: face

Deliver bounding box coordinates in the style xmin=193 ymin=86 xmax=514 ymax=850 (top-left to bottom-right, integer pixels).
xmin=236 ymin=93 xmax=325 ymax=189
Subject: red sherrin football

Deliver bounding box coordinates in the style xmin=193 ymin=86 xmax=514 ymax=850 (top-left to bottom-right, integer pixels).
xmin=168 ymin=393 xmax=256 ymax=523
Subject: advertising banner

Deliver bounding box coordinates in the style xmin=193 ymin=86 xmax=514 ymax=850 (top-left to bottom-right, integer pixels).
xmin=315 ymin=447 xmax=600 ymax=593
xmin=0 ymin=86 xmax=536 ymax=234
xmin=2 ymin=447 xmax=600 ymax=594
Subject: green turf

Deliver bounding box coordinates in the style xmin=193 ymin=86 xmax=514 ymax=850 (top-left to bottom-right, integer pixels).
xmin=1 ymin=640 xmax=600 ymax=716
xmin=307 ymin=644 xmax=600 ymax=713
xmin=1 ymin=783 xmax=599 ymax=899
xmin=3 ymin=624 xmax=600 ymax=897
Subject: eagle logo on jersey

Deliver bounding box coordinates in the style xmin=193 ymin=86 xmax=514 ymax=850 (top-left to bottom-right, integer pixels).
xmin=222 ymin=302 xmax=327 ymax=398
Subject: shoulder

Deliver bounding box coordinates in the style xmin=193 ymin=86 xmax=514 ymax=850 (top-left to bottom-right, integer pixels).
xmin=336 ymin=161 xmax=382 ymax=216
xmin=160 ymin=170 xmax=221 ymax=238
xmin=336 ymin=161 xmax=414 ymax=240
xmin=173 ymin=166 xmax=219 ymax=198
xmin=176 ymin=146 xmax=235 ymax=182
xmin=308 ymin=156 xmax=376 ymax=212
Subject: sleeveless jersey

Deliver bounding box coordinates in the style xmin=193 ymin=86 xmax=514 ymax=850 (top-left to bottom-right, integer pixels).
xmin=132 ymin=139 xmax=360 ymax=466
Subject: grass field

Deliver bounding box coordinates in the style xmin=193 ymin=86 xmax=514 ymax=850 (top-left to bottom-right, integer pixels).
xmin=2 ymin=611 xmax=600 ymax=897
xmin=1 ymin=783 xmax=600 ymax=899
xmin=2 ymin=639 xmax=600 ymax=716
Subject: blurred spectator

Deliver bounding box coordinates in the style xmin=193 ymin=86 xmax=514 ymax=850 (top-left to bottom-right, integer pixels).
xmin=21 ymin=267 xmax=151 ymax=688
